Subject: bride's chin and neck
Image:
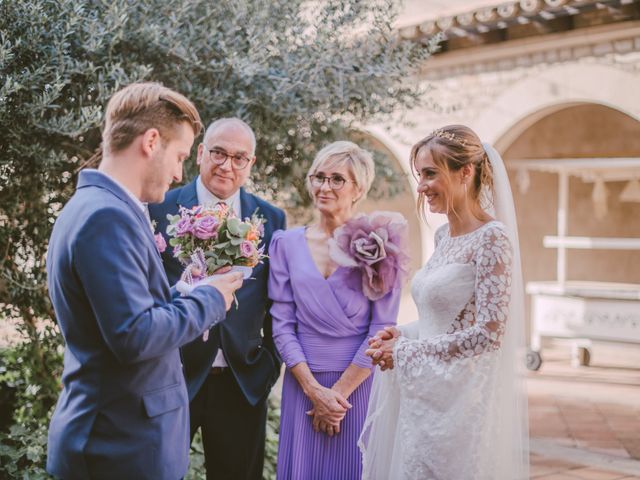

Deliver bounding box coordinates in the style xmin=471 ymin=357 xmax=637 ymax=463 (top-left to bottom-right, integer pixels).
xmin=440 ymin=178 xmax=493 ymax=238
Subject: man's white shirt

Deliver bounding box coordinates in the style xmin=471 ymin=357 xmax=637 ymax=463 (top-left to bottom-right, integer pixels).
xmin=196 ymin=175 xmax=242 ymax=368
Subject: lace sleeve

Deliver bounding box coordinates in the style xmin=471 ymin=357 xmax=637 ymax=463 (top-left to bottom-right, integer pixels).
xmin=394 ymin=226 xmax=513 ymax=378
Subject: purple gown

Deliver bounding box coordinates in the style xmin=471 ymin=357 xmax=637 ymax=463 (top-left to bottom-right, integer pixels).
xmin=269 ymin=227 xmax=401 ymax=480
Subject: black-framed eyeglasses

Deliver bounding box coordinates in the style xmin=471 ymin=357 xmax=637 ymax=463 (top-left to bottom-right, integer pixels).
xmin=308 ymin=173 xmax=354 ymax=191
xmin=207 ymin=147 xmax=252 ymax=170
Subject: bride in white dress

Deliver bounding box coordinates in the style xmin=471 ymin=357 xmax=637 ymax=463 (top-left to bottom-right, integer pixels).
xmin=359 ymin=125 xmax=529 ymax=480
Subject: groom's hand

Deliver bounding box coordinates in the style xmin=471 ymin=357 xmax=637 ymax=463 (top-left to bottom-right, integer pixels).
xmin=205 ymin=271 xmax=243 ymax=310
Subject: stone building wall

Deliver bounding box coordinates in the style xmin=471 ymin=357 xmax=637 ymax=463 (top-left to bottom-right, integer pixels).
xmin=504 ymin=104 xmax=640 ymax=286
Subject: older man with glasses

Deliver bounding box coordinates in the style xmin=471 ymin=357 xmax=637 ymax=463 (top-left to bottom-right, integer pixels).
xmin=149 ymin=118 xmax=286 ymax=480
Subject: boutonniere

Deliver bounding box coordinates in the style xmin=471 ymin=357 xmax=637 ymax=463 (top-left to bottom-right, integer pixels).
xmin=329 ymin=211 xmax=411 ymax=301
xmin=150 ymin=220 xmax=167 ymax=254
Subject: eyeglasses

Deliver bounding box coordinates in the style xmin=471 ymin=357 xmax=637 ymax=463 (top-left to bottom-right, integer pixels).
xmin=308 ymin=174 xmax=354 ymax=191
xmin=207 ymin=147 xmax=252 ymax=170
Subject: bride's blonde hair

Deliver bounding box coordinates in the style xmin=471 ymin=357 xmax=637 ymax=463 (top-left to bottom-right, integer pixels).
xmin=410 ymin=125 xmax=494 ymax=221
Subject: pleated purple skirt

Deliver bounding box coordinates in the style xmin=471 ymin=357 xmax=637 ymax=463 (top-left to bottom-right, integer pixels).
xmin=277 ymin=369 xmax=373 ymax=480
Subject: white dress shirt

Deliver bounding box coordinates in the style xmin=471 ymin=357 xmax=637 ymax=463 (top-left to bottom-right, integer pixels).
xmin=196 ymin=175 xmax=241 ymax=368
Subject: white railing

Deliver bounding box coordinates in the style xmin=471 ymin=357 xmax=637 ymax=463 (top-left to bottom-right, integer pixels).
xmin=543 ymin=236 xmax=640 ymax=250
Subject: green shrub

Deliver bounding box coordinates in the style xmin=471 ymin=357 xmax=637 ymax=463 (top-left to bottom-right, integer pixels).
xmin=0 ymin=320 xmax=62 ymax=479
xmin=0 ymin=423 xmax=50 ymax=480
xmin=263 ymin=394 xmax=281 ymax=480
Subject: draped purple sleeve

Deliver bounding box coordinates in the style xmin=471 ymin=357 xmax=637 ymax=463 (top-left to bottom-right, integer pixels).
xmin=351 ymin=287 xmax=401 ymax=369
xmin=268 ymin=230 xmax=307 ymax=369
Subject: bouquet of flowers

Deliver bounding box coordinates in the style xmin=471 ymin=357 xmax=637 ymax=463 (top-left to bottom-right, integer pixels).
xmin=329 ymin=211 xmax=411 ymax=301
xmin=166 ymin=203 xmax=266 ymax=294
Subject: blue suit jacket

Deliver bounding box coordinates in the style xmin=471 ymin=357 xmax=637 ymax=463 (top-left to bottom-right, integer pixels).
xmin=149 ymin=179 xmax=285 ymax=406
xmin=46 ymin=170 xmax=227 ymax=480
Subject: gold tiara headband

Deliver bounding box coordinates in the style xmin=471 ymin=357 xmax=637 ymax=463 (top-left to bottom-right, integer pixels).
xmin=431 ymin=129 xmax=468 ymax=147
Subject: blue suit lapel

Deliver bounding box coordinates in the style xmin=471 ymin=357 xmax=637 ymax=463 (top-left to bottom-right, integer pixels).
xmin=239 ymin=188 xmax=258 ymax=220
xmin=176 ymin=177 xmax=199 ymax=209
xmin=78 ymin=170 xmax=155 ymax=246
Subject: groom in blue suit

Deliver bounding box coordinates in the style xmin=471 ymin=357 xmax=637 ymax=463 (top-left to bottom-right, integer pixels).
xmin=150 ymin=118 xmax=285 ymax=479
xmin=46 ymin=83 xmax=244 ymax=480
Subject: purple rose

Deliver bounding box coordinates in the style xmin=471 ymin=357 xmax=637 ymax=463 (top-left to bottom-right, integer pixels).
xmin=175 ymin=217 xmax=193 ymax=237
xmin=352 ymin=231 xmax=387 ymax=265
xmin=240 ymin=240 xmax=256 ymax=258
xmin=192 ymin=216 xmax=219 ymax=240
xmin=154 ymin=233 xmax=167 ymax=253
xmin=329 ymin=211 xmax=411 ymax=301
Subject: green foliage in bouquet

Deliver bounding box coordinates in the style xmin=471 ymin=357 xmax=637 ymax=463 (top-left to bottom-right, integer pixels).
xmin=0 ymin=0 xmax=437 ymax=475
xmin=212 ymin=215 xmax=265 ymax=269
xmin=167 ymin=204 xmax=266 ymax=276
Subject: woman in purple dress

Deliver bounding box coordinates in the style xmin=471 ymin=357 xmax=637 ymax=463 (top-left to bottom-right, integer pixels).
xmin=268 ymin=141 xmax=410 ymax=479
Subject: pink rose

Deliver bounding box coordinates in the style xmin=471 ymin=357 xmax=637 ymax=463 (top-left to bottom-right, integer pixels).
xmin=240 ymin=240 xmax=257 ymax=258
xmin=154 ymin=233 xmax=167 ymax=253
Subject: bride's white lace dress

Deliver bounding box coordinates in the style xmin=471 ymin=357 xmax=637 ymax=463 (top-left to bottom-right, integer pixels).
xmin=360 ymin=220 xmax=526 ymax=480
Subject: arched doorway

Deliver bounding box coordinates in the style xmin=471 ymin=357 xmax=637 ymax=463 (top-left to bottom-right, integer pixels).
xmin=502 ymin=104 xmax=640 ymax=289
xmin=474 ymin=63 xmax=640 ymax=147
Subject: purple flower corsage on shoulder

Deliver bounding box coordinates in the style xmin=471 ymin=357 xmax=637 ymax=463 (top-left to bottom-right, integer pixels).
xmin=329 ymin=211 xmax=411 ymax=301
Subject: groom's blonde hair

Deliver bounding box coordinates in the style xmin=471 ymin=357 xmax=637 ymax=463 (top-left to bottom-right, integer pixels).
xmin=102 ymin=82 xmax=202 ymax=155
